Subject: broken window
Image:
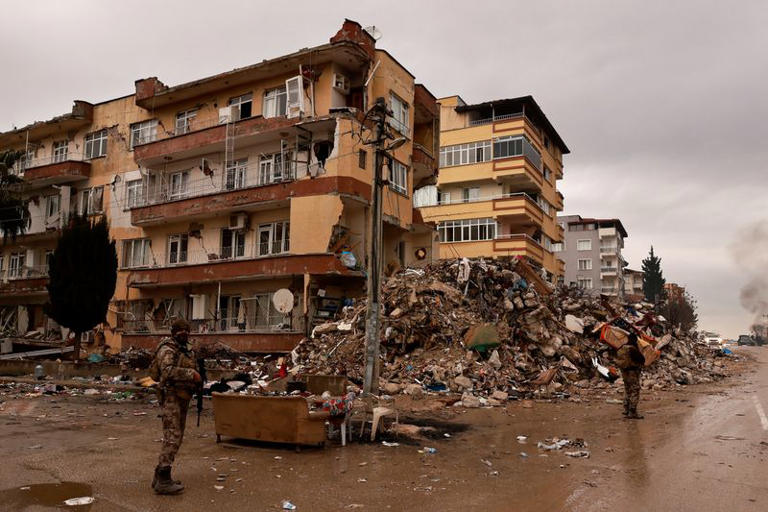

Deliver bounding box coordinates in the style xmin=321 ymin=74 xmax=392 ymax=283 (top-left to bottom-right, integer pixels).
xmin=167 ymin=234 xmax=188 ymax=265
xmin=389 ymin=93 xmax=410 ymax=136
xmin=52 ymin=141 xmax=68 ymax=163
xmin=257 ymin=221 xmax=290 ymax=256
xmin=438 ymin=218 xmax=496 ymax=243
xmin=84 ymin=129 xmax=108 ymax=159
xmin=122 ymin=239 xmax=151 ymax=268
xmin=78 ymin=186 xmax=103 ymax=216
xmin=388 ymin=160 xmax=408 ymax=195
xmin=221 ymin=228 xmax=246 ymax=259
xmin=263 ymin=87 xmax=286 ymax=118
xmin=229 ymin=93 xmax=253 ymax=121
xmin=225 ymin=159 xmax=248 ymax=190
xmin=130 ymin=120 xmax=158 ymax=149
xmin=175 ymin=109 xmax=197 ymax=135
xmin=45 ymin=194 xmax=60 ymax=219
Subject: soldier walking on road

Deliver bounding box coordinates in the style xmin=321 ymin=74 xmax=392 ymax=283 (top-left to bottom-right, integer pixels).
xmin=616 ymin=333 xmax=645 ymax=420
xmin=150 ymin=318 xmax=200 ymax=495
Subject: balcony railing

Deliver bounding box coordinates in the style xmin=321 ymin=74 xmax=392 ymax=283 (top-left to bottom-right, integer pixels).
xmin=121 ymin=244 xmax=291 ymax=271
xmin=128 ymin=166 xmax=297 ymax=209
xmin=11 ymin=152 xmax=87 ymax=175
xmin=420 ymin=191 xmax=543 ymax=209
xmin=600 ymin=246 xmax=618 ymax=253
xmin=4 ymin=265 xmax=49 ymax=280
xmin=469 ymin=112 xmax=524 ymax=126
xmin=601 ymin=266 xmax=618 ymax=273
xmin=119 ymin=317 xmax=291 ymax=335
xmin=601 ymin=287 xmax=619 ymax=293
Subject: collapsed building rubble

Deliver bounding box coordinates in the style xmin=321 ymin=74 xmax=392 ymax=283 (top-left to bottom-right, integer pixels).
xmin=289 ymin=258 xmax=730 ymax=402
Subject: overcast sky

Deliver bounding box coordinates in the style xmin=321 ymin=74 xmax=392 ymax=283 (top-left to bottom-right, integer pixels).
xmin=1 ymin=1 xmax=765 ymax=337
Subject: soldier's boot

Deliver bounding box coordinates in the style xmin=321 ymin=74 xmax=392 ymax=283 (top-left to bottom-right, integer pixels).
xmin=153 ymin=465 xmax=184 ymax=495
xmin=152 ymin=467 xmax=181 ymax=488
xmin=625 ymin=408 xmax=644 ymax=420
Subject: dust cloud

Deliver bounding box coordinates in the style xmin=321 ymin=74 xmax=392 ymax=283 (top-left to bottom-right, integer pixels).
xmin=731 ymin=220 xmax=768 ymax=335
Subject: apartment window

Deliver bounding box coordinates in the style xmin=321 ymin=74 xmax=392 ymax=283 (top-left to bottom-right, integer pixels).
xmin=577 ymin=278 xmax=593 ymax=290
xmin=45 ymin=194 xmax=60 ymax=219
xmin=462 ymin=187 xmax=480 ymax=203
xmin=577 ymin=239 xmax=592 ymax=251
xmin=255 ymin=293 xmax=282 ymax=327
xmin=229 ymin=93 xmax=254 ymax=120
xmin=439 ymin=140 xmax=492 ymax=167
xmin=551 ymin=242 xmax=564 ymax=252
xmin=257 ymin=221 xmax=290 ymax=256
xmin=130 ymin=120 xmax=158 ymax=149
xmin=262 ymin=88 xmax=286 ymax=118
xmin=78 ymin=186 xmax=103 ymax=216
xmin=438 ymin=218 xmax=497 ymax=243
xmin=84 ymin=129 xmax=108 ymax=159
xmin=388 ymin=160 xmax=408 ymax=195
xmin=225 ymin=159 xmax=247 ymax=190
xmin=169 ymin=171 xmax=189 ymax=199
xmin=122 ymin=239 xmax=151 ymax=268
xmin=168 ymin=234 xmax=188 ymax=265
xmin=9 ymin=253 xmax=25 ymax=278
xmin=259 ymin=152 xmax=293 ymax=185
xmin=221 ymin=229 xmax=246 ymax=259
xmin=437 ymin=190 xmax=452 ymax=205
xmin=52 ymin=141 xmax=68 ymax=163
xmin=389 ymin=94 xmax=410 ymax=136
xmin=535 ymin=195 xmax=552 ymax=216
xmin=493 ymin=135 xmax=542 ymax=170
xmin=578 ymin=259 xmax=592 ymax=271
xmin=543 ymin=165 xmax=552 ymax=182
xmin=175 ymin=109 xmax=197 ymax=134
xmin=358 ymin=150 xmax=367 ymax=169
xmin=125 ymin=179 xmax=144 ymax=208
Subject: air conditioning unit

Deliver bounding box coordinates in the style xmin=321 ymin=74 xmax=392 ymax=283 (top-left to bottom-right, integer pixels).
xmin=229 ymin=213 xmax=248 ymax=230
xmin=219 ymin=106 xmax=235 ymax=124
xmin=332 ymin=73 xmax=350 ymax=95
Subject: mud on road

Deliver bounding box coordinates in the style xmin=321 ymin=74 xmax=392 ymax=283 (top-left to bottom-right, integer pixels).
xmin=0 ymin=347 xmax=765 ymax=512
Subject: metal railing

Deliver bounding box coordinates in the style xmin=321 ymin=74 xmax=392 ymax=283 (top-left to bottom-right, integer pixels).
xmin=600 ymin=246 xmax=618 ymax=253
xmin=122 ymin=244 xmax=291 ymax=270
xmin=129 ymin=165 xmax=298 ymax=209
xmin=600 ymin=266 xmax=618 ymax=272
xmin=495 ymin=233 xmax=544 ymax=249
xmin=10 ymin=152 xmax=87 ymax=175
xmin=469 ymin=112 xmax=524 ymax=126
xmin=5 ymin=265 xmax=49 ymax=280
xmin=119 ymin=317 xmax=291 ymax=335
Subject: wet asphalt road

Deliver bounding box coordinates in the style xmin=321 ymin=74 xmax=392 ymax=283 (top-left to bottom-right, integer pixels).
xmin=0 ymin=347 xmax=765 ymax=512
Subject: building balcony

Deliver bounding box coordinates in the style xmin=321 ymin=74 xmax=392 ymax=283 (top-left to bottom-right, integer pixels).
xmin=601 ymin=286 xmax=620 ymax=295
xmin=600 ymin=266 xmax=619 ymax=276
xmin=492 ymin=155 xmax=544 ymax=192
xmin=125 ymin=253 xmax=361 ymax=289
xmin=492 ymin=194 xmax=544 ymax=225
xmin=554 ymin=191 xmax=564 ymax=211
xmin=120 ymin=328 xmax=303 ymax=353
xmin=411 ymin=143 xmax=437 ymax=188
xmin=129 ymin=175 xmax=370 ymax=227
xmin=600 ymin=246 xmax=618 ymax=254
xmin=599 ymin=227 xmax=617 ymax=239
xmin=17 ymin=155 xmax=91 ymax=191
xmin=493 ymin=234 xmax=545 ymax=266
xmin=0 ymin=270 xmax=48 ymax=299
xmin=133 ymin=115 xmax=335 ymax=167
xmin=0 ymin=101 xmax=93 ymax=148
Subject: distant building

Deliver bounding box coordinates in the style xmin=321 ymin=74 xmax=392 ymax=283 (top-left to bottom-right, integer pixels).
xmin=623 ymin=268 xmax=644 ymax=301
xmin=664 ymin=283 xmax=686 ymax=300
xmin=555 ymin=215 xmax=628 ymax=296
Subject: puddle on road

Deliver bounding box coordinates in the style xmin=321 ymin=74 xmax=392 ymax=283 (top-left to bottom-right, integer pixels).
xmin=0 ymin=482 xmax=94 ymax=511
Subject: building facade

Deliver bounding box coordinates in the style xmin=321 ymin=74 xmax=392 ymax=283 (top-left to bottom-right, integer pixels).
xmin=0 ymin=20 xmax=439 ymax=353
xmin=556 ymin=215 xmax=628 ymax=296
xmin=417 ymin=95 xmax=568 ymax=282
xmin=623 ymin=268 xmax=644 ymax=302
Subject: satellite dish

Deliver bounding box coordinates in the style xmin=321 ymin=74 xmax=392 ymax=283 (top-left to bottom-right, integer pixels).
xmin=272 ymin=289 xmax=295 ymax=314
xmin=364 ymin=26 xmax=383 ymax=41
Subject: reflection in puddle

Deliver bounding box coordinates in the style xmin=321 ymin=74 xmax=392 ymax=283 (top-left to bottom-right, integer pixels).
xmin=0 ymin=482 xmax=93 ymax=511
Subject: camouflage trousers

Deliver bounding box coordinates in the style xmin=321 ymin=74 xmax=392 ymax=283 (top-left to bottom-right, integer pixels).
xmin=158 ymin=392 xmax=190 ymax=468
xmin=621 ymin=368 xmax=642 ymax=413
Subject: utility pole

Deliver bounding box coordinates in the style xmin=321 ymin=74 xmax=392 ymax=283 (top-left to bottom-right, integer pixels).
xmin=363 ymin=98 xmax=388 ymax=396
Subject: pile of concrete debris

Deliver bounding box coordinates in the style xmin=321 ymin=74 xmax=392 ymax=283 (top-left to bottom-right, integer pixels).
xmin=292 ymin=258 xmax=728 ymax=403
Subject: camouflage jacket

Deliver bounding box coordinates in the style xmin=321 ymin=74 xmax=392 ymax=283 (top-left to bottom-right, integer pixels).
xmin=154 ymin=337 xmax=197 ymax=399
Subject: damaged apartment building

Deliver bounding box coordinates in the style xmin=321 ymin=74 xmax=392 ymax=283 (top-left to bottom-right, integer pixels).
xmin=0 ymin=20 xmax=440 ymax=353
xmin=416 ymin=95 xmax=568 ymax=283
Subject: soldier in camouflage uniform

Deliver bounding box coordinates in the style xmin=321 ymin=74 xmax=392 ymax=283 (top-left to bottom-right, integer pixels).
xmin=150 ymin=318 xmax=200 ymax=495
xmin=615 ymin=333 xmax=645 ymax=419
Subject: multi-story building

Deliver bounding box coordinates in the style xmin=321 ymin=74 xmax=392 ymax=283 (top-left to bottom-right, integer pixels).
xmin=0 ymin=20 xmax=439 ymax=353
xmin=417 ymin=95 xmax=568 ymax=282
xmin=623 ymin=268 xmax=645 ymax=301
xmin=664 ymin=283 xmax=685 ymax=301
xmin=556 ymin=215 xmax=628 ymax=296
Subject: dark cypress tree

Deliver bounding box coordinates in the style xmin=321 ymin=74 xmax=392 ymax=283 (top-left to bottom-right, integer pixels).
xmin=641 ymin=245 xmax=666 ymax=304
xmin=45 ymin=215 xmax=117 ymax=361
xmin=0 ymin=150 xmax=30 ymax=243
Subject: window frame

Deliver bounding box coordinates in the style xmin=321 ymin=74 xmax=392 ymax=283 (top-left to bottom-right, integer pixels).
xmin=52 ymin=141 xmax=68 ymax=163
xmin=167 ymin=233 xmax=189 ymax=265
xmin=439 ymin=140 xmax=492 ymax=168
xmin=78 ymin=186 xmax=104 ymax=216
xmin=175 ymin=109 xmax=197 ymax=135
xmin=8 ymin=252 xmax=25 ymax=278
xmin=257 ymin=221 xmax=290 ymax=257
xmin=225 ymin=159 xmax=248 ymax=190
xmin=45 ymin=194 xmax=60 ymax=219
xmin=122 ymin=239 xmax=151 ymax=269
xmin=221 ymin=228 xmax=246 ymax=260
xmin=577 ymin=278 xmax=593 ymax=290
xmin=229 ymin=93 xmax=253 ymax=121
xmin=577 ymin=258 xmax=592 ymax=271
xmin=262 ymin=88 xmax=286 ymax=119
xmin=168 ymin=170 xmax=190 ymax=200
xmin=130 ymin=119 xmax=158 ymax=149
xmin=438 ymin=218 xmax=497 ymax=243
xmin=84 ymin=129 xmax=108 ymax=159
xmin=389 ymin=93 xmax=410 ymax=137
xmin=389 ymin=160 xmax=408 ymax=196
xmin=576 ymin=239 xmax=592 ymax=251
xmin=125 ymin=179 xmax=144 ymax=209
